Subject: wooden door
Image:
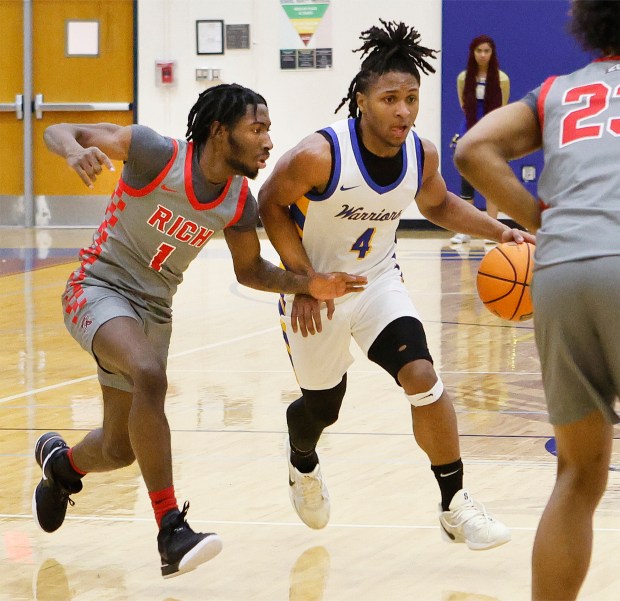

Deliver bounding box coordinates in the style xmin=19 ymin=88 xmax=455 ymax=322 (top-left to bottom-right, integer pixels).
xmin=0 ymin=0 xmax=134 ymax=226
xmin=0 ymin=0 xmax=24 ymax=225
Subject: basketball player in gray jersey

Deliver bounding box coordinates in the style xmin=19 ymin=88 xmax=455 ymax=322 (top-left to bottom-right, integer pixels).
xmin=33 ymin=83 xmax=367 ymax=579
xmin=455 ymin=2 xmax=620 ymax=598
xmin=260 ymin=21 xmax=534 ymax=552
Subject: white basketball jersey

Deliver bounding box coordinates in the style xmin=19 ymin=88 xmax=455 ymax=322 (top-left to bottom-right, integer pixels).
xmin=290 ymin=118 xmax=423 ymax=284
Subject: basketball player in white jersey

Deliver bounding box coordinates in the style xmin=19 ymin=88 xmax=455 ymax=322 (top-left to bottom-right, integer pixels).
xmin=33 ymin=83 xmax=366 ymax=579
xmin=455 ymin=2 xmax=620 ymax=598
xmin=259 ymin=21 xmax=534 ymax=550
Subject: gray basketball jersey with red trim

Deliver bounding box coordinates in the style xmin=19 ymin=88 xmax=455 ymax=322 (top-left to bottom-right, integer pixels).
xmin=533 ymin=58 xmax=620 ymax=268
xmin=64 ymin=138 xmax=249 ymax=319
xmin=290 ymin=118 xmax=423 ymax=285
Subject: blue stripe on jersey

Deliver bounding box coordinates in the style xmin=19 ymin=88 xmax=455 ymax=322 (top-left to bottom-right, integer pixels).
xmin=348 ymin=118 xmax=408 ymax=194
xmin=306 ymin=127 xmax=341 ymax=201
xmin=412 ymin=131 xmax=423 ymax=194
xmin=289 ymin=203 xmax=305 ymax=230
xmin=278 ymin=294 xmax=286 ymax=316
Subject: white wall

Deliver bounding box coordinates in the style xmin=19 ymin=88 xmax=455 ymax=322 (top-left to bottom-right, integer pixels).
xmin=138 ymin=0 xmax=443 ymax=219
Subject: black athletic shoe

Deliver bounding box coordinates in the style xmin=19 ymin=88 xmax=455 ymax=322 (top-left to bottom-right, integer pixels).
xmin=157 ymin=501 xmax=223 ymax=579
xmin=32 ymin=432 xmax=82 ymax=533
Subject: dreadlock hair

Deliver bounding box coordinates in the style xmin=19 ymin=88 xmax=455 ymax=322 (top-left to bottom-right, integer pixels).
xmin=463 ymin=35 xmax=502 ymax=130
xmin=185 ymin=83 xmax=267 ymax=157
xmin=335 ymin=19 xmax=438 ymax=118
xmin=569 ymin=0 xmax=620 ymax=56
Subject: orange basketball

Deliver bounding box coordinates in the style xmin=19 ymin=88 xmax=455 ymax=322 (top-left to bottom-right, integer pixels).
xmin=476 ymin=242 xmax=534 ymax=322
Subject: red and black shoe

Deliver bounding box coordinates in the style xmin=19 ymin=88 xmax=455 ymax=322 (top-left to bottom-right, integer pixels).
xmin=157 ymin=501 xmax=222 ymax=578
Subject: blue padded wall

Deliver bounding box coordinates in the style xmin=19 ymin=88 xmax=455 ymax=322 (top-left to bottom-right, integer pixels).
xmin=441 ymin=0 xmax=588 ymax=211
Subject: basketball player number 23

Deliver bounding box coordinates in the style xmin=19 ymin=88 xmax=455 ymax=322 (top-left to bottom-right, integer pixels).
xmin=149 ymin=242 xmax=176 ymax=271
xmin=350 ymin=228 xmax=376 ymax=259
xmin=561 ymin=82 xmax=620 ymax=146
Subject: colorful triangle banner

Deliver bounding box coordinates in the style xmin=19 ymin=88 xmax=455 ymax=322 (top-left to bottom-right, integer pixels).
xmin=281 ymin=2 xmax=330 ymax=47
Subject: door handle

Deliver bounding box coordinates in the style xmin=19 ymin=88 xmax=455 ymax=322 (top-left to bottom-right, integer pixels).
xmin=0 ymin=95 xmax=24 ymax=120
xmin=34 ymin=93 xmax=131 ymax=119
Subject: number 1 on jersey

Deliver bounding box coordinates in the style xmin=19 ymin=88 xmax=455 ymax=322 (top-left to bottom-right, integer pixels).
xmin=351 ymin=228 xmax=376 ymax=259
xmin=150 ymin=242 xmax=176 ymax=271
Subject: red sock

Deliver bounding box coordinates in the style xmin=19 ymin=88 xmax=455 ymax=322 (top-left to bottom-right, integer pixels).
xmin=149 ymin=486 xmax=178 ymax=528
xmin=67 ymin=448 xmax=88 ymax=476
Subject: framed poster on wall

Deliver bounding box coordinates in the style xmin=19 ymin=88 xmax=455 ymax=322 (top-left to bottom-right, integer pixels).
xmin=196 ymin=20 xmax=224 ymax=55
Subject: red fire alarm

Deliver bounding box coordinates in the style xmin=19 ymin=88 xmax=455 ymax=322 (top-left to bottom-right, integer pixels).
xmin=155 ymin=61 xmax=176 ymax=87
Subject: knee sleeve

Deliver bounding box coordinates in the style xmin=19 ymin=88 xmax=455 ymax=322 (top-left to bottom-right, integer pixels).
xmin=406 ymin=377 xmax=444 ymax=407
xmin=368 ymin=316 xmax=433 ymax=386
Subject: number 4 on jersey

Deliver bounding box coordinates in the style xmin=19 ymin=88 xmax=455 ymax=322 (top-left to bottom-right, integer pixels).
xmin=351 ymin=228 xmax=376 ymax=259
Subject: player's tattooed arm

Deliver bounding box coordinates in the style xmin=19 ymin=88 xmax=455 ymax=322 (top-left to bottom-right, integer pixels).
xmin=223 ymin=228 xmax=366 ymax=300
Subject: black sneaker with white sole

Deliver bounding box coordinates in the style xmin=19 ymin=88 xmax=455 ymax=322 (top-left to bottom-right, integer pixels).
xmin=32 ymin=432 xmax=83 ymax=533
xmin=157 ymin=501 xmax=223 ymax=578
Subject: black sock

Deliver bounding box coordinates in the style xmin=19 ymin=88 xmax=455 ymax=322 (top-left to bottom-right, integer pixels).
xmin=431 ymin=459 xmax=464 ymax=511
xmin=290 ymin=441 xmax=319 ymax=474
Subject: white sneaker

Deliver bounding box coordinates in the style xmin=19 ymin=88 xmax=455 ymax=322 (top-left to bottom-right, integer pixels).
xmin=438 ymin=489 xmax=511 ymax=550
xmin=286 ymin=439 xmax=330 ymax=529
xmin=484 ymin=239 xmax=497 ymax=245
xmin=450 ymin=233 xmax=471 ymax=244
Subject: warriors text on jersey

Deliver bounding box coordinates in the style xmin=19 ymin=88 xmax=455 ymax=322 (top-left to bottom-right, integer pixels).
xmin=289 ymin=118 xmax=423 ymax=286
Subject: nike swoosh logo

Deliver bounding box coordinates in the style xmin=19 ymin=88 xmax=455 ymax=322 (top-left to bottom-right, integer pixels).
xmin=161 ymin=184 xmax=177 ymax=193
xmin=41 ymin=446 xmax=64 ymax=480
xmin=439 ymin=469 xmax=461 ymax=478
xmin=339 ymin=185 xmax=360 ymax=191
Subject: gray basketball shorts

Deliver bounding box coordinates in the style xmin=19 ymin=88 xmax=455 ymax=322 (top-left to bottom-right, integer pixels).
xmin=279 ymin=268 xmax=424 ymax=390
xmin=532 ymin=257 xmax=620 ymax=425
xmin=62 ymin=283 xmax=172 ymax=392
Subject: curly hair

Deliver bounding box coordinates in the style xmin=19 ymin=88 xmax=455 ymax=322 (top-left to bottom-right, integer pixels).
xmin=569 ymin=0 xmax=620 ymax=56
xmin=462 ymin=35 xmax=503 ymax=131
xmin=335 ymin=19 xmax=438 ymax=118
xmin=186 ymin=84 xmax=267 ymax=157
